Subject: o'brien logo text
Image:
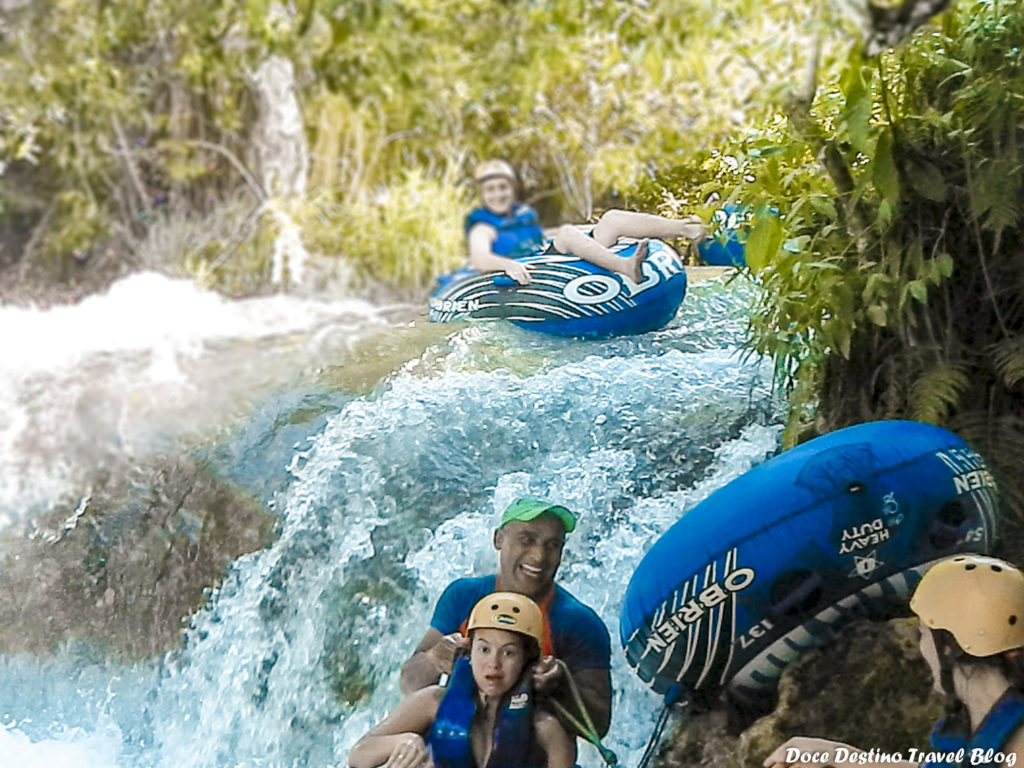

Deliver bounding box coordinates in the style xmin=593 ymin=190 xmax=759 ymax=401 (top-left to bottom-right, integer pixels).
xmin=430 ymin=297 xmax=482 ymax=314
xmin=935 ymin=448 xmax=997 ymax=495
xmin=645 ymin=567 xmax=755 ymax=655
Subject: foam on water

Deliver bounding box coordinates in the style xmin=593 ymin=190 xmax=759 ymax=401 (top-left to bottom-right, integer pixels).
xmin=0 ymin=271 xmax=402 ymax=527
xmin=0 ymin=272 xmax=783 ymax=767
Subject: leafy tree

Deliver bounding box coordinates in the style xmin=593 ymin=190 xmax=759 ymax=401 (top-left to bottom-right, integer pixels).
xmin=713 ymin=0 xmax=1024 ymax=527
xmin=1 ymin=0 xmax=852 ymax=293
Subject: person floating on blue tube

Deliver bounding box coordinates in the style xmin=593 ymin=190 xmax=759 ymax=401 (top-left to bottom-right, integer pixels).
xmin=348 ymin=592 xmax=574 ymax=768
xmin=764 ymin=554 xmax=1024 ymax=768
xmin=467 ymin=159 xmax=706 ymax=285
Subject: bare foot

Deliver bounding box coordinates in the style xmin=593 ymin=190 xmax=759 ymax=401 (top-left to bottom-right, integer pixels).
xmin=626 ymin=239 xmax=650 ymax=283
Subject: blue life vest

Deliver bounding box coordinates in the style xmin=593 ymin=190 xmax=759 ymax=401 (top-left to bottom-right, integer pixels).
xmin=465 ymin=205 xmax=544 ymax=259
xmin=427 ymin=656 xmax=535 ymax=768
xmin=926 ymin=689 xmax=1024 ymax=767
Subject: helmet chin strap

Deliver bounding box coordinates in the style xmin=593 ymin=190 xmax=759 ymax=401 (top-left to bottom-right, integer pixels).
xmin=934 ymin=630 xmax=968 ymax=716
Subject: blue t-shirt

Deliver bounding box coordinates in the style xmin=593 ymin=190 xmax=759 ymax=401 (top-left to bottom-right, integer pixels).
xmin=429 ymin=575 xmax=611 ymax=674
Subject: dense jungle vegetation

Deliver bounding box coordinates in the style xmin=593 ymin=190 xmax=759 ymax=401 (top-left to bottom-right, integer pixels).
xmin=0 ymin=0 xmax=851 ymax=294
xmin=1 ymin=0 xmax=1022 ymax=522
xmin=723 ymin=0 xmax=1024 ymax=549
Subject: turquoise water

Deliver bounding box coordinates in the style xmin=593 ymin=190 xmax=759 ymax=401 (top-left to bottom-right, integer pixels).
xmin=0 ymin=274 xmax=783 ymax=767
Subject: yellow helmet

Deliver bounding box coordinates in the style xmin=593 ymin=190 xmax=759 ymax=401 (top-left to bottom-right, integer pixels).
xmin=467 ymin=591 xmax=544 ymax=647
xmin=911 ymin=554 xmax=1024 ymax=657
xmin=473 ymin=159 xmax=517 ymax=184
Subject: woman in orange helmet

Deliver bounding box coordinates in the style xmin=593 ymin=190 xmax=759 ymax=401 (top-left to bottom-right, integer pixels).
xmin=348 ymin=592 xmax=573 ymax=768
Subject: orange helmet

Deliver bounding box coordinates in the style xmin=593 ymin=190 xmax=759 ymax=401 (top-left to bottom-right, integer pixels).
xmin=911 ymin=554 xmax=1024 ymax=657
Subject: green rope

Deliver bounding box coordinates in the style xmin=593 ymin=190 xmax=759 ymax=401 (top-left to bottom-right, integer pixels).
xmin=549 ymin=660 xmax=618 ymax=767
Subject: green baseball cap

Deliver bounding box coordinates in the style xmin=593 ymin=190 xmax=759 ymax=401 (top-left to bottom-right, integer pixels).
xmin=500 ymin=497 xmax=577 ymax=533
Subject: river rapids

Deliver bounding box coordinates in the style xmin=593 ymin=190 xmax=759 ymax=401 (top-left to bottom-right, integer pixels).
xmin=0 ymin=270 xmax=782 ymax=767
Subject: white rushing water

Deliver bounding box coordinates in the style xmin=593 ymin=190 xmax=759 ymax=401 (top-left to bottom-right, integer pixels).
xmin=0 ymin=271 xmax=406 ymax=529
xmin=0 ymin=271 xmax=782 ymax=767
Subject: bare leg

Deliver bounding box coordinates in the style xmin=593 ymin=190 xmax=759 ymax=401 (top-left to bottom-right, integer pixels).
xmin=551 ymin=225 xmax=649 ymax=283
xmin=591 ymin=209 xmax=706 ymax=247
xmin=551 ymin=209 xmax=704 ymax=282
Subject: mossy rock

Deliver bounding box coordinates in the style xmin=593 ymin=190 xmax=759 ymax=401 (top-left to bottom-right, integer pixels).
xmin=0 ymin=455 xmax=276 ymax=660
xmin=660 ymin=618 xmax=943 ymax=767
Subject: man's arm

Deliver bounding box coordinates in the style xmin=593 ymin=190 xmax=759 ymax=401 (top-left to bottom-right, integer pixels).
xmin=399 ymin=628 xmax=466 ymax=696
xmin=534 ymin=710 xmax=576 ymax=768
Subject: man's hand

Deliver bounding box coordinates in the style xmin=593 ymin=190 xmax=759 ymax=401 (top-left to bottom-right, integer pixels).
xmin=532 ymin=655 xmax=564 ymax=693
xmin=426 ymin=632 xmax=467 ymax=676
xmin=400 ymin=628 xmax=465 ymax=695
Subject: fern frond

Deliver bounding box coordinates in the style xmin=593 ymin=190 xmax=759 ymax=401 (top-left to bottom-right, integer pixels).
xmin=990 ymin=336 xmax=1024 ymax=390
xmin=985 ymin=198 xmax=1021 ymax=234
xmin=970 ymin=163 xmax=1023 ymax=235
xmin=908 ymin=361 xmax=970 ymax=424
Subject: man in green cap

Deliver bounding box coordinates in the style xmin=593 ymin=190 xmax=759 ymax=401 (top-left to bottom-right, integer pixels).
xmin=399 ymin=497 xmax=612 ymax=739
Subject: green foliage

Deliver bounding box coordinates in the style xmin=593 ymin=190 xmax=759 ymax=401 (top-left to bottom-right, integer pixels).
xmin=991 ymin=336 xmax=1024 ymax=391
xmin=908 ymin=362 xmax=971 ymax=425
xmin=1 ymin=0 xmax=852 ymax=293
xmin=689 ymin=0 xmax=1024 ymax=454
xmin=307 ymin=167 xmax=470 ymax=289
xmin=0 ymin=0 xmax=268 ymax=271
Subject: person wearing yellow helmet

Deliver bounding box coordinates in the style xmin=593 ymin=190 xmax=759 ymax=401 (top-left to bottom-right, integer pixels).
xmin=763 ymin=554 xmax=1024 ymax=768
xmin=348 ymin=592 xmax=574 ymax=768
xmin=400 ymin=498 xmax=612 ymax=743
xmin=466 ymin=159 xmax=706 ymax=285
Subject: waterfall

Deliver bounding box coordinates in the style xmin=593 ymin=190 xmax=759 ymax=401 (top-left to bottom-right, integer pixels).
xmin=0 ymin=274 xmax=779 ymax=767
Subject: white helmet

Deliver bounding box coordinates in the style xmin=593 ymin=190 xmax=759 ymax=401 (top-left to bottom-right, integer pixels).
xmin=473 ymin=159 xmax=517 ymax=184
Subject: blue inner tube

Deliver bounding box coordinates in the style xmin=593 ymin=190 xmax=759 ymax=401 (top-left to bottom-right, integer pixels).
xmin=428 ymin=240 xmax=687 ymax=339
xmin=697 ymin=205 xmax=748 ymax=267
xmin=620 ymin=420 xmax=999 ymax=711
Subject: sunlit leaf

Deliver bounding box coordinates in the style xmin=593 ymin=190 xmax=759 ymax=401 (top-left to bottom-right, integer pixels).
xmin=744 ymin=210 xmax=784 ymax=276
xmin=782 ymin=236 xmax=808 ymax=253
xmin=873 ymin=126 xmax=900 ymax=206
xmin=842 ymin=69 xmax=873 ymax=155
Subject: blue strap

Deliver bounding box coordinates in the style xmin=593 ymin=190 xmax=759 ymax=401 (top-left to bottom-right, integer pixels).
xmin=926 ymin=689 xmax=1024 ymax=767
xmin=428 ymin=657 xmax=476 ymax=768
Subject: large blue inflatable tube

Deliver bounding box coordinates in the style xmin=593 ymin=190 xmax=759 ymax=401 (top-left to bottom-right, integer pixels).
xmin=428 ymin=240 xmax=686 ymax=339
xmin=620 ymin=420 xmax=999 ymax=711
